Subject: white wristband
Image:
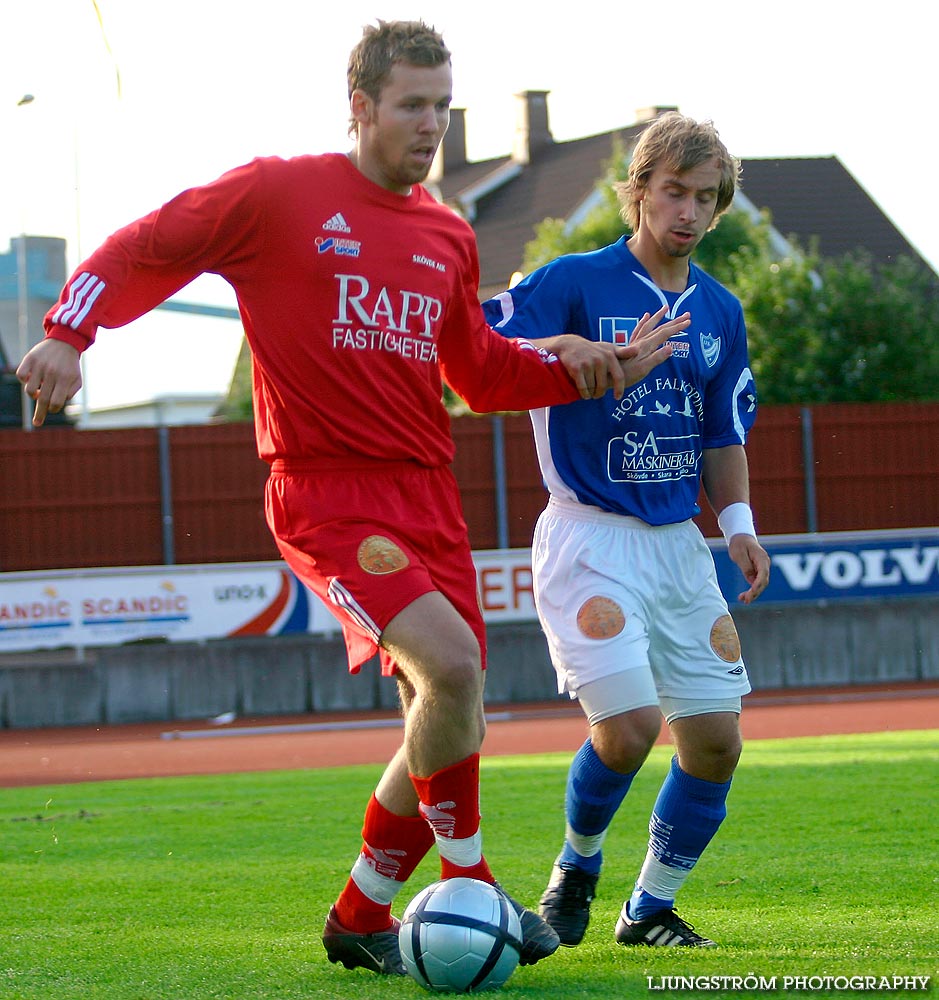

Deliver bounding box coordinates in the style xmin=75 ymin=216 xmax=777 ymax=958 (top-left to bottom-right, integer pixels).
xmin=718 ymin=502 xmax=756 ymax=545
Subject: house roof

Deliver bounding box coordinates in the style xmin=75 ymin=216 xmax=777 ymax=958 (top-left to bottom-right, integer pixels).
xmin=736 ymin=156 xmax=921 ymax=265
xmin=437 ymin=126 xmax=644 ymax=294
xmin=433 ymin=100 xmax=930 ymax=297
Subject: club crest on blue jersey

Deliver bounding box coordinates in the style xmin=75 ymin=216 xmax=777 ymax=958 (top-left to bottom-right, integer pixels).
xmin=598 ymin=316 xmax=638 ymax=345
xmin=700 ymin=332 xmax=721 ymax=368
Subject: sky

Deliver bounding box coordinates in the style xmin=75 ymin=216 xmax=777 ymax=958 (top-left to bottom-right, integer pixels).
xmin=2 ymin=0 xmax=936 ymax=411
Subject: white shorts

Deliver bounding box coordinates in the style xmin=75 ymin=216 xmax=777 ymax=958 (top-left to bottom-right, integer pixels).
xmin=532 ymin=497 xmax=751 ymax=711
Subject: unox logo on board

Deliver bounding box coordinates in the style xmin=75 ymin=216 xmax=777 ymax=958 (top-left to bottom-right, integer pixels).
xmin=214 ymin=570 xmax=306 ymax=636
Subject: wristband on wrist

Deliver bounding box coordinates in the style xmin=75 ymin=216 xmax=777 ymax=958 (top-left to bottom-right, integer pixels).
xmin=718 ymin=502 xmax=756 ymax=544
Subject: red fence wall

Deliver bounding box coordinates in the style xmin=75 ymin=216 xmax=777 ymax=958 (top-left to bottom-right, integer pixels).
xmin=168 ymin=424 xmax=273 ymax=564
xmin=2 ymin=402 xmax=938 ymax=572
xmin=809 ymin=403 xmax=939 ymax=532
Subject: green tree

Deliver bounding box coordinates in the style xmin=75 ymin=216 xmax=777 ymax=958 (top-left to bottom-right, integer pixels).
xmin=731 ymin=233 xmax=939 ymax=403
xmin=216 ymin=338 xmax=254 ymax=421
xmin=721 ymin=226 xmax=830 ymax=403
xmin=809 ymin=250 xmax=939 ymax=401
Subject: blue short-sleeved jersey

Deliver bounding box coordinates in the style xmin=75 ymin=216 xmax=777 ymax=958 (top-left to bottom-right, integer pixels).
xmin=483 ymin=237 xmax=757 ymax=525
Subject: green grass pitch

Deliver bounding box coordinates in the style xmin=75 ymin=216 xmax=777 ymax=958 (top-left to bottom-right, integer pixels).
xmin=1 ymin=731 xmax=936 ymax=999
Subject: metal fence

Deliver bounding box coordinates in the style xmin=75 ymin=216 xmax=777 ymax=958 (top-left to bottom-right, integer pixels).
xmin=2 ymin=402 xmax=938 ymax=572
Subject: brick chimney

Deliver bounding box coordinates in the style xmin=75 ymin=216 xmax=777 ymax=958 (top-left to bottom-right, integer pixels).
xmin=634 ymin=105 xmax=679 ymax=124
xmin=429 ymin=107 xmax=467 ymax=182
xmin=512 ymin=90 xmax=552 ymax=164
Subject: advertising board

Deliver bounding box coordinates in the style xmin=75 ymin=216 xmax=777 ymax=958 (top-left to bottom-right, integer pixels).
xmin=1 ymin=528 xmax=936 ymax=653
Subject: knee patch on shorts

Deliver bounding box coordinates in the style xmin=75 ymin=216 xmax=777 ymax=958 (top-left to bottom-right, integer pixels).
xmin=575 ymin=595 xmax=626 ymax=640
xmin=709 ymin=614 xmax=741 ymax=662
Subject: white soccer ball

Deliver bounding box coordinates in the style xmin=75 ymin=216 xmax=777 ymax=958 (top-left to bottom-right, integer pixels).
xmin=399 ymin=878 xmax=523 ymax=993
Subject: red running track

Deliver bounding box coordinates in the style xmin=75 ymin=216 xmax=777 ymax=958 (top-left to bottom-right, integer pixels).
xmin=0 ymin=683 xmax=936 ymax=788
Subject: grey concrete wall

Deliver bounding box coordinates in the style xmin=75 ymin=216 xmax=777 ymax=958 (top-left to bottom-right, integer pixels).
xmin=1 ymin=598 xmax=937 ymax=730
xmin=734 ymin=597 xmax=939 ymax=689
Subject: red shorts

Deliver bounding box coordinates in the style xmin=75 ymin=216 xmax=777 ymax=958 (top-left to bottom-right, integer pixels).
xmin=264 ymin=461 xmax=485 ymax=676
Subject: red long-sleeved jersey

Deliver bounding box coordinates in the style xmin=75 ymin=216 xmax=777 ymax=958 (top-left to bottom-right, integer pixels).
xmin=45 ymin=153 xmax=578 ymax=467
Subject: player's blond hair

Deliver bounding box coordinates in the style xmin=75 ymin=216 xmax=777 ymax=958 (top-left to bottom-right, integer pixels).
xmin=347 ymin=20 xmax=451 ymax=137
xmin=615 ymin=112 xmax=740 ymax=232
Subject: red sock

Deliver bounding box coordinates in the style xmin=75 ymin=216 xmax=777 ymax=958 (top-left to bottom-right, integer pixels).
xmin=438 ymin=853 xmax=494 ymax=883
xmin=410 ymin=753 xmax=494 ymax=884
xmin=334 ymin=794 xmax=436 ymax=933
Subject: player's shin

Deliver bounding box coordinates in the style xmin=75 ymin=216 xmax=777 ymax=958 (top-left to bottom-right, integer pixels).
xmin=334 ymin=793 xmax=435 ymax=932
xmin=411 ymin=752 xmax=495 ymax=882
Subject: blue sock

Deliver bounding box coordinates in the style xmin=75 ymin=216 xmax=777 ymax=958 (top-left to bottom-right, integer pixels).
xmin=628 ymin=755 xmax=731 ymax=920
xmin=558 ymin=738 xmax=637 ymax=875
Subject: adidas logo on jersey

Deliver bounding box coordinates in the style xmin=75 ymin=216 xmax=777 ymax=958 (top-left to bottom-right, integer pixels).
xmin=322 ymin=212 xmax=351 ymax=233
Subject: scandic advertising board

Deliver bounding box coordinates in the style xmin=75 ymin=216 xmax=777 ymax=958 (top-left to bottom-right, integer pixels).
xmin=0 ymin=528 xmax=936 ymax=653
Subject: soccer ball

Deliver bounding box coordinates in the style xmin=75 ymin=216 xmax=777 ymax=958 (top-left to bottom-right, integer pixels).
xmin=399 ymin=878 xmax=523 ymax=993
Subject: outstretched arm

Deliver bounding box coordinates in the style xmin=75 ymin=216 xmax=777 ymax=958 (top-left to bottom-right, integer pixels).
xmin=17 ymin=160 xmax=266 ymax=427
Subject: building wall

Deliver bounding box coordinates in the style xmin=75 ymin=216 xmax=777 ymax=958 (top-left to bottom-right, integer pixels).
xmin=0 ymin=236 xmax=67 ymax=366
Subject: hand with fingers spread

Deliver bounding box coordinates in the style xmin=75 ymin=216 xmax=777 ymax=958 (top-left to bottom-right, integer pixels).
xmin=15 ymin=338 xmax=82 ymax=427
xmin=612 ymin=306 xmax=690 ymax=392
xmin=532 ymin=307 xmax=689 ymax=401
